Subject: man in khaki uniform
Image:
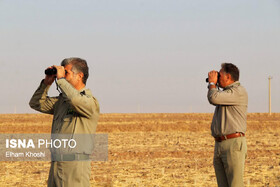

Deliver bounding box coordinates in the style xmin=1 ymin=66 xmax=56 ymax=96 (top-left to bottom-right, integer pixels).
xmin=29 ymin=58 xmax=99 ymax=187
xmin=207 ymin=63 xmax=248 ymax=187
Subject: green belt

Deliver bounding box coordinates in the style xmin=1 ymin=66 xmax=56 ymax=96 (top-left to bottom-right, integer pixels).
xmin=52 ymin=154 xmax=90 ymax=161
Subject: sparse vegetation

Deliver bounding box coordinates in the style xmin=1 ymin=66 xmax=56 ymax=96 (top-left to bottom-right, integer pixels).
xmin=0 ymin=113 xmax=279 ymax=186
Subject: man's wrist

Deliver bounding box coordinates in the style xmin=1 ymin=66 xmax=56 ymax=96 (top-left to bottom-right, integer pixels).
xmin=208 ymin=82 xmax=216 ymax=89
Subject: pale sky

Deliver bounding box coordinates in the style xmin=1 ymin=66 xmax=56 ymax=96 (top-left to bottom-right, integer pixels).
xmin=0 ymin=0 xmax=280 ymax=114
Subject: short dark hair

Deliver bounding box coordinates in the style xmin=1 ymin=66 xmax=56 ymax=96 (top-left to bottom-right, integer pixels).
xmin=221 ymin=63 xmax=239 ymax=81
xmin=61 ymin=57 xmax=89 ymax=84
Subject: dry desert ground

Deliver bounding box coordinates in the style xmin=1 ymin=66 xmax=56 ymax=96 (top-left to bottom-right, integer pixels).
xmin=0 ymin=113 xmax=279 ymax=187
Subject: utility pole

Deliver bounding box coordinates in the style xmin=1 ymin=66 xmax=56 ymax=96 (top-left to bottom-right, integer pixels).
xmin=268 ymin=76 xmax=272 ymax=115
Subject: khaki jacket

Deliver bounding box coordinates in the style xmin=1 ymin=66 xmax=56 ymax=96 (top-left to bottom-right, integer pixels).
xmin=208 ymin=81 xmax=248 ymax=137
xmin=29 ymin=78 xmax=100 ymax=154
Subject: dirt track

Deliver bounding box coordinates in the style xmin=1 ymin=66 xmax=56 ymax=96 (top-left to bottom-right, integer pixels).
xmin=0 ymin=113 xmax=279 ymax=186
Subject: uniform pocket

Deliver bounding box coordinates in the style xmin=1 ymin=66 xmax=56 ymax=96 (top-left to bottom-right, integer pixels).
xmin=233 ymin=138 xmax=242 ymax=151
xmin=60 ymin=115 xmax=75 ymax=134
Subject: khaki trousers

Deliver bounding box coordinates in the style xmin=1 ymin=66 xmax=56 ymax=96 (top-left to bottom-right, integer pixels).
xmin=213 ymin=136 xmax=247 ymax=187
xmin=48 ymin=161 xmax=91 ymax=187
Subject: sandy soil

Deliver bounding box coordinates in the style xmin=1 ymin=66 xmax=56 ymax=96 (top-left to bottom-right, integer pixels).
xmin=0 ymin=113 xmax=279 ymax=186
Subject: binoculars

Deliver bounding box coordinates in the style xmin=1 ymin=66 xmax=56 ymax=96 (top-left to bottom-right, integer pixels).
xmin=45 ymin=67 xmax=67 ymax=76
xmin=45 ymin=67 xmax=57 ymax=75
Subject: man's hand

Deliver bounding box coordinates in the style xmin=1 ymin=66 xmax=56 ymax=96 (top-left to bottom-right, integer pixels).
xmin=53 ymin=65 xmax=66 ymax=79
xmin=44 ymin=66 xmax=56 ymax=85
xmin=208 ymin=70 xmax=218 ymax=84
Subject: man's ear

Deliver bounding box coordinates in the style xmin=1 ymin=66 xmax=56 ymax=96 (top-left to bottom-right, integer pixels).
xmin=227 ymin=73 xmax=232 ymax=81
xmin=78 ymin=72 xmax=84 ymax=82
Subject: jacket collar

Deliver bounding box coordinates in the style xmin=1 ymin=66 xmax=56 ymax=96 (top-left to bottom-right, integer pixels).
xmin=79 ymin=87 xmax=87 ymax=95
xmin=224 ymin=81 xmax=240 ymax=90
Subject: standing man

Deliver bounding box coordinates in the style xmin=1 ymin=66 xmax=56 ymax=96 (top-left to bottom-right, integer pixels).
xmin=207 ymin=63 xmax=248 ymax=187
xmin=29 ymin=58 xmax=100 ymax=187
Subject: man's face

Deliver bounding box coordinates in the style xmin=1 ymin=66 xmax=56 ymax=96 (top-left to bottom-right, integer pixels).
xmin=64 ymin=64 xmax=79 ymax=88
xmin=218 ymin=68 xmax=229 ymax=88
